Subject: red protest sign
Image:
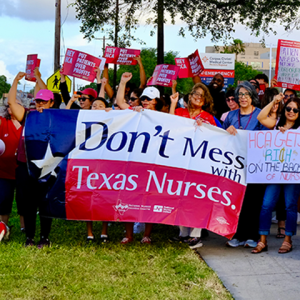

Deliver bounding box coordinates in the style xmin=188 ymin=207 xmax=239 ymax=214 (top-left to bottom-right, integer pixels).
xmin=175 ymin=50 xmax=204 ymax=78
xmin=25 ymin=54 xmax=40 ymax=82
xmin=62 ymin=48 xmax=106 ymax=82
xmin=104 ymin=46 xmax=141 ymax=65
xmin=275 ymin=39 xmax=300 ymax=91
xmin=147 ymin=64 xmax=180 ymax=87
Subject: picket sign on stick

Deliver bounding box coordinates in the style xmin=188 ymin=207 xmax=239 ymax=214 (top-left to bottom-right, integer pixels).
xmin=104 ymin=46 xmax=141 ymax=65
xmin=25 ymin=109 xmax=248 ymax=239
xmin=62 ymin=48 xmax=106 ymax=82
xmin=175 ymin=50 xmax=204 ymax=78
xmin=275 ymin=39 xmax=300 ymax=91
xmin=147 ymin=64 xmax=180 ymax=87
xmin=25 ymin=54 xmax=40 ymax=82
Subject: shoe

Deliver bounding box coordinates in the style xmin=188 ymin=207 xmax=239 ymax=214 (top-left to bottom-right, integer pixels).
xmin=226 ymin=239 xmax=245 ymax=247
xmin=86 ymin=236 xmax=95 ymax=243
xmin=244 ymin=239 xmax=257 ymax=248
xmin=120 ymin=237 xmax=133 ymax=244
xmin=276 ymin=227 xmax=285 ymax=239
xmin=141 ymin=236 xmax=151 ymax=244
xmin=278 ymin=241 xmax=292 ymax=254
xmin=37 ymin=237 xmax=50 ymax=249
xmin=0 ymin=221 xmax=9 ymax=241
xmin=21 ymin=228 xmax=26 ymax=234
xmin=251 ymin=241 xmax=268 ymax=254
xmin=99 ymin=235 xmax=109 ymax=243
xmin=188 ymin=237 xmax=203 ymax=249
xmin=25 ymin=238 xmax=35 ymax=247
xmin=169 ymin=236 xmax=189 ymax=242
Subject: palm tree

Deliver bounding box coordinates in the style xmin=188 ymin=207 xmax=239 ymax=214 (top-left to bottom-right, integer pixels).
xmin=218 ymin=39 xmax=245 ymax=61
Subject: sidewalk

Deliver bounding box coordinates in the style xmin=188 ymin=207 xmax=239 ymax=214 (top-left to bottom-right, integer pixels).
xmin=197 ymin=224 xmax=300 ymax=300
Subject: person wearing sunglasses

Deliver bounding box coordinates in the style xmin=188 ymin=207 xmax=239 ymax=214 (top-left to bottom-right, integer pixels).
xmin=224 ymin=81 xmax=267 ymax=249
xmin=283 ymin=89 xmax=297 ymax=104
xmin=220 ymin=88 xmax=239 ymax=122
xmin=253 ymin=95 xmax=300 ymax=254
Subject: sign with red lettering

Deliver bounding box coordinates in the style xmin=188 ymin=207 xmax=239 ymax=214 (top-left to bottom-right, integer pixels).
xmin=147 ymin=64 xmax=180 ymax=87
xmin=275 ymin=39 xmax=300 ymax=91
xmin=247 ymin=130 xmax=300 ymax=183
xmin=25 ymin=109 xmax=249 ymax=239
xmin=62 ymin=48 xmax=106 ymax=82
xmin=104 ymin=46 xmax=140 ymax=65
xmin=200 ymin=69 xmax=235 ymax=90
xmin=25 ymin=54 xmax=40 ymax=82
xmin=175 ymin=50 xmax=204 ymax=78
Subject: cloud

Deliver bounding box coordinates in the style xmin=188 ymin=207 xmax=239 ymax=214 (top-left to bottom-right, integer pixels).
xmin=0 ymin=0 xmax=77 ymax=22
xmin=0 ymin=61 xmax=15 ymax=81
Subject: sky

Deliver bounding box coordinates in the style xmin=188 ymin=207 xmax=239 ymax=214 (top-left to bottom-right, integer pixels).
xmin=1 ymin=0 xmax=300 ymax=92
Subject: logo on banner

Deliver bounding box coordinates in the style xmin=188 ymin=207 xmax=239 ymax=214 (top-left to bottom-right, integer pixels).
xmin=153 ymin=205 xmax=163 ymax=212
xmin=202 ymin=56 xmax=209 ymax=63
xmin=113 ymin=199 xmax=129 ymax=215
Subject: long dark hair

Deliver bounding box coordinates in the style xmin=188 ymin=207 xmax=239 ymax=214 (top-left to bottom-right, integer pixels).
xmin=261 ymin=88 xmax=282 ymax=119
xmin=276 ymin=98 xmax=300 ymax=129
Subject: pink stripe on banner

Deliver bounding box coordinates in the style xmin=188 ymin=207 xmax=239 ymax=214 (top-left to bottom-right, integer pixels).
xmin=65 ymin=159 xmax=246 ymax=238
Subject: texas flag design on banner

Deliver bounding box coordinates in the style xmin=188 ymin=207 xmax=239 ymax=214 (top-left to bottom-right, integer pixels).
xmin=25 ymin=109 xmax=248 ymax=239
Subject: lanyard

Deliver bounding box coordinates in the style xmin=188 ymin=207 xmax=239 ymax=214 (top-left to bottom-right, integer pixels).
xmin=238 ymin=107 xmax=254 ymax=130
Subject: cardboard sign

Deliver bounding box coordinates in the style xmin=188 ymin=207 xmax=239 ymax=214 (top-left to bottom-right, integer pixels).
xmin=247 ymin=130 xmax=300 ymax=183
xmin=275 ymin=39 xmax=300 ymax=91
xmin=200 ymin=53 xmax=235 ymax=70
xmin=25 ymin=55 xmax=40 ymax=82
xmin=104 ymin=46 xmax=140 ymax=65
xmin=175 ymin=50 xmax=204 ymax=78
xmin=147 ymin=64 xmax=180 ymax=87
xmin=62 ymin=48 xmax=106 ymax=82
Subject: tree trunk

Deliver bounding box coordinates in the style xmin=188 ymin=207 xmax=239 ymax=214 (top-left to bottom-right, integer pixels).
xmin=157 ymin=0 xmax=164 ymax=95
xmin=54 ymin=0 xmax=61 ymax=72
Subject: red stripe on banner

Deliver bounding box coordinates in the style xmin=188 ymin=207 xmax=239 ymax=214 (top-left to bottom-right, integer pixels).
xmin=200 ymin=69 xmax=235 ymax=78
xmin=65 ymin=159 xmax=246 ymax=238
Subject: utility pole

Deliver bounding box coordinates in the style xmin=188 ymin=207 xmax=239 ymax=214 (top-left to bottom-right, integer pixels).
xmin=94 ymin=36 xmax=106 ymax=56
xmin=113 ymin=0 xmax=119 ymax=93
xmin=54 ymin=0 xmax=61 ymax=72
xmin=157 ymin=0 xmax=164 ymax=95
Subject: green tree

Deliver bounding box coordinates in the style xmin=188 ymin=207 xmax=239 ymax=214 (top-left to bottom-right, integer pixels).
xmin=78 ymin=82 xmax=98 ymax=91
xmin=0 ymin=75 xmax=11 ymax=98
xmin=234 ymin=62 xmax=262 ymax=87
xmin=219 ymin=39 xmax=245 ymax=61
xmin=107 ymin=48 xmax=194 ymax=95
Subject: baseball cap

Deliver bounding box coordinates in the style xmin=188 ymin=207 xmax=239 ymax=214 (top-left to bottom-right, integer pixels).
xmin=140 ymin=87 xmax=160 ymax=100
xmin=78 ymin=88 xmax=97 ymax=99
xmin=35 ymin=89 xmax=54 ymax=101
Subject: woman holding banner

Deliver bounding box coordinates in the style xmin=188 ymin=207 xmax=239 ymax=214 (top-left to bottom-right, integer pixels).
xmin=252 ymin=94 xmax=300 ymax=254
xmin=224 ymin=81 xmax=267 ymax=249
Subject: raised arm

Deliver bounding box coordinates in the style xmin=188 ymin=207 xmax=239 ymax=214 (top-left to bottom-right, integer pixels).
xmin=8 ymin=72 xmax=26 ymax=122
xmin=193 ymin=75 xmax=202 ymax=84
xmin=99 ymin=78 xmax=107 ymax=98
xmin=172 ymin=80 xmax=177 ymax=95
xmin=257 ymin=93 xmax=284 ymax=129
xmin=34 ymin=67 xmax=47 ymax=91
xmin=169 ymin=92 xmax=179 ymax=115
xmin=103 ymin=64 xmax=114 ymax=99
xmin=116 ymin=73 xmax=132 ymax=110
xmin=133 ymin=55 xmax=146 ymax=89
xmin=65 ymin=94 xmax=80 ymax=110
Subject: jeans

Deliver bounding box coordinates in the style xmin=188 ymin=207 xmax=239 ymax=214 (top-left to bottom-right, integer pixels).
xmin=259 ymin=184 xmax=300 ymax=236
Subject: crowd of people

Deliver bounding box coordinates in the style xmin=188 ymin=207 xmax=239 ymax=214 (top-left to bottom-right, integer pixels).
xmin=0 ymin=55 xmax=300 ymax=254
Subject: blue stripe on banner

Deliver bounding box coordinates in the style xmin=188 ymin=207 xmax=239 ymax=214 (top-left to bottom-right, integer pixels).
xmin=25 ymin=109 xmax=79 ymax=219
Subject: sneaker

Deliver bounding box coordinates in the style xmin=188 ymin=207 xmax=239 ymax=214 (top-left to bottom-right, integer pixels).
xmin=169 ymin=235 xmax=189 ymax=242
xmin=244 ymin=239 xmax=257 ymax=248
xmin=25 ymin=238 xmax=35 ymax=247
xmin=37 ymin=237 xmax=50 ymax=249
xmin=0 ymin=221 xmax=9 ymax=241
xmin=99 ymin=235 xmax=109 ymax=243
xmin=188 ymin=237 xmax=203 ymax=249
xmin=120 ymin=237 xmax=133 ymax=244
xmin=86 ymin=236 xmax=95 ymax=243
xmin=21 ymin=228 xmax=26 ymax=234
xmin=141 ymin=236 xmax=151 ymax=244
xmin=226 ymin=239 xmax=245 ymax=247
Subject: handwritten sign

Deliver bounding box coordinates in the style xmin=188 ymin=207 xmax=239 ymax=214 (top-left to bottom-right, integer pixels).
xmin=25 ymin=55 xmax=40 ymax=82
xmin=104 ymin=46 xmax=140 ymax=65
xmin=247 ymin=130 xmax=300 ymax=183
xmin=275 ymin=39 xmax=300 ymax=91
xmin=175 ymin=50 xmax=204 ymax=78
xmin=147 ymin=64 xmax=179 ymax=87
xmin=62 ymin=48 xmax=106 ymax=82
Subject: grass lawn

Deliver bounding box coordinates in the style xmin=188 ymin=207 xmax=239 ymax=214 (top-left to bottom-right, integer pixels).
xmin=0 ymin=204 xmax=233 ymax=300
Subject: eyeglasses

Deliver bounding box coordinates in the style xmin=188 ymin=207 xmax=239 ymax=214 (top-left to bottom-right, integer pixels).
xmin=284 ymin=94 xmax=295 ymax=99
xmin=140 ymin=97 xmax=153 ymax=101
xmin=238 ymin=92 xmax=251 ymax=98
xmin=285 ymin=106 xmax=299 ymax=114
xmin=79 ymin=97 xmax=90 ymax=102
xmin=226 ymin=97 xmax=235 ymax=102
xmin=192 ymin=92 xmax=205 ymax=99
xmin=130 ymin=97 xmax=138 ymax=102
xmin=35 ymin=99 xmax=50 ymax=105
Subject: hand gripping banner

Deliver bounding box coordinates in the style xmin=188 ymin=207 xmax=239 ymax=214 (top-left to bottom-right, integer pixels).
xmin=25 ymin=110 xmax=248 ymax=239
